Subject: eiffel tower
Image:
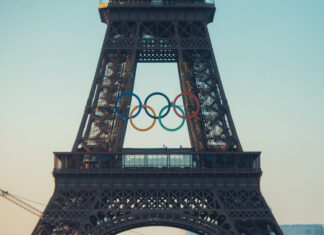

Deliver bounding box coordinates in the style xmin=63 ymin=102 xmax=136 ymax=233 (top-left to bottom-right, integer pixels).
xmin=33 ymin=0 xmax=283 ymax=234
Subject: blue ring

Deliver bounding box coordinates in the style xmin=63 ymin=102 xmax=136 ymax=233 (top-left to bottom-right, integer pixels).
xmin=115 ymin=92 xmax=142 ymax=119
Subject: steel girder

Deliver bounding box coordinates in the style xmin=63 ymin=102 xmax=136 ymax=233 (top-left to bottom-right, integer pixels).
xmin=33 ymin=184 xmax=282 ymax=234
xmin=33 ymin=5 xmax=283 ymax=234
xmin=73 ymin=21 xmax=242 ymax=152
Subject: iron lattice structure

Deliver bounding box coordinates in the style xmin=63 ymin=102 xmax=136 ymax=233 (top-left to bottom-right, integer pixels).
xmin=33 ymin=1 xmax=283 ymax=234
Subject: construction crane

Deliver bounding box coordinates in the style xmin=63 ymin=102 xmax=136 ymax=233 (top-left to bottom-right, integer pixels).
xmin=0 ymin=188 xmax=43 ymax=217
xmin=0 ymin=188 xmax=145 ymax=234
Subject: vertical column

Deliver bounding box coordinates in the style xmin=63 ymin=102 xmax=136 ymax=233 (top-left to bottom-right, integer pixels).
xmin=176 ymin=21 xmax=242 ymax=151
xmin=72 ymin=27 xmax=110 ymax=151
xmin=111 ymin=21 xmax=141 ymax=152
xmin=175 ymin=22 xmax=208 ymax=152
xmin=204 ymin=24 xmax=242 ymax=151
xmin=73 ymin=22 xmax=139 ymax=152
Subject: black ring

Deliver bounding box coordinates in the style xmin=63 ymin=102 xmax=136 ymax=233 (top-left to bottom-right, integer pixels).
xmin=144 ymin=92 xmax=171 ymax=119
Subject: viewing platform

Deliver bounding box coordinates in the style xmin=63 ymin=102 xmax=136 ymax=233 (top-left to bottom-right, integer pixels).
xmin=99 ymin=0 xmax=215 ymax=8
xmin=54 ymin=148 xmax=261 ymax=173
xmin=53 ymin=149 xmax=262 ymax=189
xmin=98 ymin=0 xmax=216 ymax=23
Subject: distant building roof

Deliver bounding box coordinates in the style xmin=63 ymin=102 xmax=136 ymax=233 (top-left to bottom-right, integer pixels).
xmin=280 ymin=224 xmax=324 ymax=235
xmin=185 ymin=225 xmax=324 ymax=235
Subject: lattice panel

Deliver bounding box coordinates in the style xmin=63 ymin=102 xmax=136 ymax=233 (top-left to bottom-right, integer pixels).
xmin=178 ymin=22 xmax=207 ymax=39
xmin=140 ymin=22 xmax=175 ymax=38
xmin=84 ymin=190 xmax=234 ymax=234
xmin=218 ymin=190 xmax=267 ymax=210
xmin=179 ymin=49 xmax=241 ymax=151
xmin=34 ymin=186 xmax=282 ymax=234
xmin=93 ymin=190 xmax=219 ymax=210
xmin=180 ymin=39 xmax=210 ymax=48
xmin=73 ymin=20 xmax=242 ymax=152
xmin=107 ymin=22 xmax=137 ymax=39
xmin=34 ymin=189 xmax=242 ymax=234
xmin=32 ymin=6 xmax=284 ymax=234
xmin=228 ymin=210 xmax=272 ymax=220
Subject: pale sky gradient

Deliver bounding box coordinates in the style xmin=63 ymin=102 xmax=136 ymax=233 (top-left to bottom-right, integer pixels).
xmin=0 ymin=0 xmax=324 ymax=234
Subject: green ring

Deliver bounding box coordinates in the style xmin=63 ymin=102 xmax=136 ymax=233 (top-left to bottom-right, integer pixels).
xmin=158 ymin=104 xmax=185 ymax=131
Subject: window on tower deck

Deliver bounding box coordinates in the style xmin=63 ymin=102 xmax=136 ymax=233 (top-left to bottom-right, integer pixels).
xmin=122 ymin=154 xmax=192 ymax=168
xmin=151 ymin=0 xmax=163 ymax=6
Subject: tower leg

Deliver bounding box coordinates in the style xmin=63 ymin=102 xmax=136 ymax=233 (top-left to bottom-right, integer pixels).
xmin=175 ymin=22 xmax=242 ymax=152
xmin=73 ymin=22 xmax=139 ymax=152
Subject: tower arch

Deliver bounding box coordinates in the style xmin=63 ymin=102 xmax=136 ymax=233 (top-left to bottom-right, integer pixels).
xmin=86 ymin=211 xmax=231 ymax=235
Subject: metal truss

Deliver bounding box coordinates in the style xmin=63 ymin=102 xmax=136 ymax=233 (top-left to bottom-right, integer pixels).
xmin=33 ymin=185 xmax=282 ymax=235
xmin=33 ymin=2 xmax=283 ymax=235
xmin=73 ymin=22 xmax=138 ymax=152
xmin=73 ymin=21 xmax=242 ymax=152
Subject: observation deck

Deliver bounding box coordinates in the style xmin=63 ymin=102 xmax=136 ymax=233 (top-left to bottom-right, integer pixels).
xmin=54 ymin=149 xmax=260 ymax=173
xmin=98 ymin=0 xmax=216 ymax=23
xmin=53 ymin=149 xmax=261 ymax=189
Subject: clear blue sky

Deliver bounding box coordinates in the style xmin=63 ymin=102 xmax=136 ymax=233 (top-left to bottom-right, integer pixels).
xmin=0 ymin=0 xmax=323 ymax=234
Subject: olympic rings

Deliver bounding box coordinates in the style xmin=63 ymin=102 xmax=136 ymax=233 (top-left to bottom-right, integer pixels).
xmin=144 ymin=92 xmax=171 ymax=119
xmin=173 ymin=92 xmax=200 ymax=120
xmin=114 ymin=92 xmax=200 ymax=132
xmin=158 ymin=104 xmax=185 ymax=132
xmin=115 ymin=92 xmax=142 ymax=119
xmin=129 ymin=105 xmax=156 ymax=132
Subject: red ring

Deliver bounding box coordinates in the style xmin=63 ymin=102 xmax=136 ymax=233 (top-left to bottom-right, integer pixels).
xmin=173 ymin=92 xmax=200 ymax=119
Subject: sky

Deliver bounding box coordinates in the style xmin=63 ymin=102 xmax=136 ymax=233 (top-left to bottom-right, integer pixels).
xmin=0 ymin=0 xmax=324 ymax=234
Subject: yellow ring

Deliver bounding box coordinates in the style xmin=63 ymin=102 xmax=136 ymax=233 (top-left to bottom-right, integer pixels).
xmin=129 ymin=105 xmax=156 ymax=132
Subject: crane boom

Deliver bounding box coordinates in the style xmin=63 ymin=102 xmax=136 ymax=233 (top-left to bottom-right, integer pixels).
xmin=0 ymin=188 xmax=42 ymax=217
xmin=1 ymin=188 xmax=145 ymax=233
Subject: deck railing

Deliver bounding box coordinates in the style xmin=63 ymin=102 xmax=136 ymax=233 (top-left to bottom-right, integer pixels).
xmin=99 ymin=0 xmax=215 ymax=8
xmin=54 ymin=150 xmax=260 ymax=171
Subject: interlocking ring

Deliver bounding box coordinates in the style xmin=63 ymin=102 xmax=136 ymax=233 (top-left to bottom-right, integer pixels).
xmin=114 ymin=92 xmax=200 ymax=132
xmin=173 ymin=92 xmax=200 ymax=120
xmin=115 ymin=92 xmax=142 ymax=119
xmin=129 ymin=105 xmax=156 ymax=132
xmin=158 ymin=104 xmax=185 ymax=132
xmin=144 ymin=92 xmax=171 ymax=119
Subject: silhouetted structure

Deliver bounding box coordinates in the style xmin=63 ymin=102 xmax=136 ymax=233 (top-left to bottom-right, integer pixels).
xmin=33 ymin=0 xmax=282 ymax=234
